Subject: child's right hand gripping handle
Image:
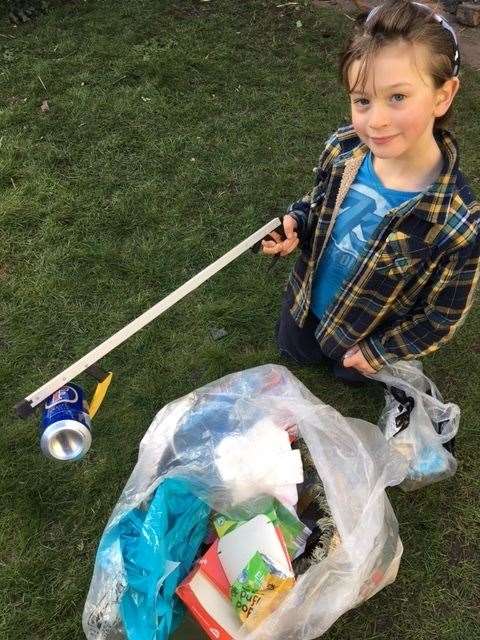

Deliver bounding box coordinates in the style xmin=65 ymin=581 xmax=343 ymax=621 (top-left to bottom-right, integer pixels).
xmin=260 ymin=214 xmax=299 ymax=258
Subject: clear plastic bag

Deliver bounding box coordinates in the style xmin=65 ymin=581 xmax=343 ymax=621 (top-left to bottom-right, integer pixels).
xmin=83 ymin=365 xmax=408 ymax=640
xmin=368 ymin=360 xmax=460 ymax=491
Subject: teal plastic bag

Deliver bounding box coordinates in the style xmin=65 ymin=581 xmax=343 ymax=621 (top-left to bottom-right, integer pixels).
xmin=93 ymin=478 xmax=209 ymax=640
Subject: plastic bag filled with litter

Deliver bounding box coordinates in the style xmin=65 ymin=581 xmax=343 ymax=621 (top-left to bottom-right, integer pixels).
xmin=370 ymin=360 xmax=459 ymax=491
xmin=83 ymin=364 xmax=408 ymax=640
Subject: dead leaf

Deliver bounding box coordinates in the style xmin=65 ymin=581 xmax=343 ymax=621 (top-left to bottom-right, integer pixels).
xmin=40 ymin=99 xmax=49 ymax=113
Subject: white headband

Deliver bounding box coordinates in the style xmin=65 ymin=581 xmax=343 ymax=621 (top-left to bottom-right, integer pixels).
xmin=365 ymin=2 xmax=460 ymax=76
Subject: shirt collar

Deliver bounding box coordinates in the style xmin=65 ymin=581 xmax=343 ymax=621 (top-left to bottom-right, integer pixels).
xmin=333 ymin=127 xmax=459 ymax=225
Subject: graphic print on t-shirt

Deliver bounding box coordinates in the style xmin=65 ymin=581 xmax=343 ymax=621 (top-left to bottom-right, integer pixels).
xmin=322 ymin=183 xmax=392 ymax=274
xmin=310 ymin=152 xmax=421 ymax=320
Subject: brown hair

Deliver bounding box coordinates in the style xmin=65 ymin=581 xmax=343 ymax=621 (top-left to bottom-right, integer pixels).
xmin=339 ymin=0 xmax=459 ymax=130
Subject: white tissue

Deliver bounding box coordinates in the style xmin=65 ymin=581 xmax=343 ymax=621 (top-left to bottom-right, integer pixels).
xmin=214 ymin=417 xmax=303 ymax=506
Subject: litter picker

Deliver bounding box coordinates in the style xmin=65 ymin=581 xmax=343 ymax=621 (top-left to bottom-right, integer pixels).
xmin=15 ymin=218 xmax=284 ymax=459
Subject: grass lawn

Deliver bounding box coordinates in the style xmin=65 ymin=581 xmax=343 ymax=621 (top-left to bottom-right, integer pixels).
xmin=1 ymin=1 xmax=479 ymax=638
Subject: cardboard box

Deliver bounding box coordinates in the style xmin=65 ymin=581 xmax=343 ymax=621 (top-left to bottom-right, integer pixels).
xmin=177 ymin=540 xmax=243 ymax=640
xmin=177 ymin=518 xmax=293 ymax=639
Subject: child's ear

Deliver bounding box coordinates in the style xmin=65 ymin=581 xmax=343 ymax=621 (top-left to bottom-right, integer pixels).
xmin=433 ymin=77 xmax=460 ymax=118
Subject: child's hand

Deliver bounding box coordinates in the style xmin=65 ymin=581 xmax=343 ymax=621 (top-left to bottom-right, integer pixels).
xmin=342 ymin=345 xmax=377 ymax=375
xmin=261 ymin=215 xmax=299 ymax=257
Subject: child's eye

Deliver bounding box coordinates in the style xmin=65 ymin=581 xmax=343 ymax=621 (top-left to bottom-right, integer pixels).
xmin=391 ymin=94 xmax=406 ymax=102
xmin=353 ymin=98 xmax=369 ymax=106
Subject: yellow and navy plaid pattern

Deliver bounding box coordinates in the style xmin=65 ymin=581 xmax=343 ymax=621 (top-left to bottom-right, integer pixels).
xmin=286 ymin=124 xmax=480 ymax=371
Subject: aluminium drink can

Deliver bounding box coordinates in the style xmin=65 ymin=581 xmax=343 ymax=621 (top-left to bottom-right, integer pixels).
xmin=40 ymin=383 xmax=92 ymax=461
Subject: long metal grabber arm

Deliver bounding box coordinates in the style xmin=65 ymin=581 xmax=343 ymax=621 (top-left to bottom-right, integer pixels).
xmin=15 ymin=217 xmax=282 ymax=417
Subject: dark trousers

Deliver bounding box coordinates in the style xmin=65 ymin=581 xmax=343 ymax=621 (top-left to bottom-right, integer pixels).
xmin=275 ymin=293 xmax=371 ymax=384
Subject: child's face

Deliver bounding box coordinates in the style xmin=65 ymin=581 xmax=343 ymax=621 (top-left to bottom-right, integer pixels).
xmin=347 ymin=39 xmax=458 ymax=160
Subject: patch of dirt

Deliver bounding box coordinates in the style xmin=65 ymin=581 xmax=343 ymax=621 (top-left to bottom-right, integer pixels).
xmin=449 ymin=536 xmax=479 ymax=564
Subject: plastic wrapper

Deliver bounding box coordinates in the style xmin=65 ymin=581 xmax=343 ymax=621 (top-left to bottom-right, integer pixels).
xmin=83 ymin=365 xmax=408 ymax=640
xmin=231 ymin=551 xmax=295 ymax=630
xmin=369 ymin=360 xmax=460 ymax=491
xmin=213 ymin=497 xmax=311 ymax=560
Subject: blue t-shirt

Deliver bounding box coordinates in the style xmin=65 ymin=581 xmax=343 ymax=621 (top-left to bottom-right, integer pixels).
xmin=311 ymin=151 xmax=422 ymax=320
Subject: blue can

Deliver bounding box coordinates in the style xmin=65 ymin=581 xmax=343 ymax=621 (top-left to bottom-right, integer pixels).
xmin=40 ymin=383 xmax=92 ymax=461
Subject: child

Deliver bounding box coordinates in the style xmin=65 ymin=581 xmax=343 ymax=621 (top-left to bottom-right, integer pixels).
xmin=263 ymin=0 xmax=479 ymax=385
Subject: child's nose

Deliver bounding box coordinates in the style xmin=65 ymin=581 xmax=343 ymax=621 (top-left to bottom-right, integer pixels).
xmin=368 ymin=105 xmax=391 ymax=130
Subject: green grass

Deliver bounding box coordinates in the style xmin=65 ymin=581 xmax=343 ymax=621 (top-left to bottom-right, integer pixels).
xmin=1 ymin=1 xmax=479 ymax=639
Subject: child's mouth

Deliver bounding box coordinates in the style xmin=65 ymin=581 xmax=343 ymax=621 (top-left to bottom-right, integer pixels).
xmin=371 ymin=135 xmax=398 ymax=145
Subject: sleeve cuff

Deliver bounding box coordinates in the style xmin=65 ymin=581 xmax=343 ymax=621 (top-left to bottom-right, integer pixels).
xmin=358 ymin=336 xmax=392 ymax=372
xmin=286 ymin=203 xmax=309 ymax=242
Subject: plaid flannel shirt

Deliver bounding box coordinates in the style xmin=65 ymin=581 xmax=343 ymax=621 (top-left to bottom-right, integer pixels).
xmin=286 ymin=123 xmax=480 ymax=371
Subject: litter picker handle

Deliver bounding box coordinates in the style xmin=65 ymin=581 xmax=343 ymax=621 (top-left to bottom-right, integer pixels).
xmin=250 ymin=216 xmax=286 ymax=254
xmin=251 ymin=216 xmax=291 ymax=273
